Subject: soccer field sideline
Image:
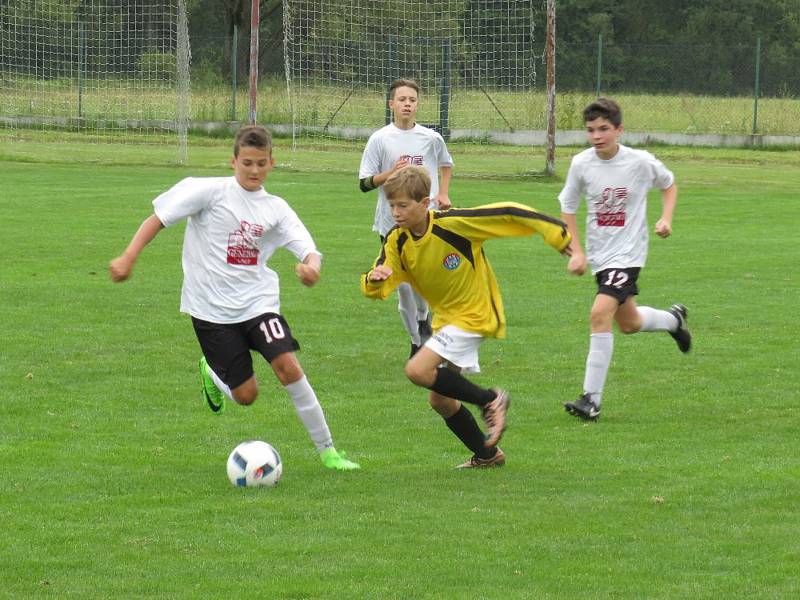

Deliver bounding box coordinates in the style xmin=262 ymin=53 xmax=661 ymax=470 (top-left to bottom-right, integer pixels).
xmin=1 ymin=143 xmax=798 ymax=598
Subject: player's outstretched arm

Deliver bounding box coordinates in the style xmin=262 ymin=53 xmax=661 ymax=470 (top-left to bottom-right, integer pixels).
xmin=109 ymin=214 xmax=165 ymax=282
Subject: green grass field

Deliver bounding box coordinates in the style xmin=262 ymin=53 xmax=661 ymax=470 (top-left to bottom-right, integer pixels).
xmin=1 ymin=138 xmax=799 ymax=598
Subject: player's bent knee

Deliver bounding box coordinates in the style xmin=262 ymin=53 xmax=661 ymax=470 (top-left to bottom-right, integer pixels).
xmin=404 ymin=362 xmax=432 ymax=387
xmin=232 ymin=381 xmax=258 ymax=405
xmin=590 ymin=312 xmax=614 ymax=331
xmin=233 ymin=392 xmax=257 ymax=406
xmin=618 ymin=321 xmax=640 ymax=334
xmin=270 ymin=353 xmax=304 ymax=386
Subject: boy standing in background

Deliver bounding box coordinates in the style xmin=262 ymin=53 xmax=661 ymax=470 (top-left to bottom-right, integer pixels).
xmin=359 ymin=78 xmax=454 ymax=357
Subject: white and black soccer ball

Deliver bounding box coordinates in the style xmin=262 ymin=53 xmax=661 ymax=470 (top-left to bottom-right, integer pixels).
xmin=226 ymin=440 xmax=283 ymax=488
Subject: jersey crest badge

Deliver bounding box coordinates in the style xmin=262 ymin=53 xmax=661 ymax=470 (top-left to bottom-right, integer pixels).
xmin=443 ymin=253 xmax=461 ymax=270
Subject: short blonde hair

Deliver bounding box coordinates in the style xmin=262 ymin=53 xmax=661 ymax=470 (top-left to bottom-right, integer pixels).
xmin=384 ymin=165 xmax=431 ymax=202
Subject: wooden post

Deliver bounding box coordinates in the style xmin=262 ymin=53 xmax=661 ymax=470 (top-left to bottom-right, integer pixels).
xmin=248 ymin=0 xmax=260 ymax=125
xmin=545 ymin=0 xmax=556 ymax=176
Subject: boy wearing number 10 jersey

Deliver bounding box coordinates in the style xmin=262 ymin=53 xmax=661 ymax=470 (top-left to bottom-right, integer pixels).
xmin=109 ymin=126 xmax=359 ymax=471
xmin=559 ymin=98 xmax=692 ymax=421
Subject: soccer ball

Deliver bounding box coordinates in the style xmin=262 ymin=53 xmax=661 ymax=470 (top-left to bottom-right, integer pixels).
xmin=226 ymin=440 xmax=283 ymax=488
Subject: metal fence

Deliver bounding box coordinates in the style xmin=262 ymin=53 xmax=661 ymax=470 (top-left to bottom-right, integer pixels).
xmin=186 ymin=31 xmax=800 ymax=139
xmin=556 ymin=36 xmax=797 ymax=137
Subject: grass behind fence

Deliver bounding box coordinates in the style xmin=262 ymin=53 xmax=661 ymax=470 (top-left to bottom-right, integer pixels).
xmin=1 ymin=139 xmax=799 ymax=598
xmin=4 ymin=76 xmax=800 ymax=136
xmin=4 ymin=128 xmax=800 ymax=175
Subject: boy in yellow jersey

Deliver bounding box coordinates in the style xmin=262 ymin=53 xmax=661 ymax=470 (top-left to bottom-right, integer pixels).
xmin=361 ymin=166 xmax=572 ymax=468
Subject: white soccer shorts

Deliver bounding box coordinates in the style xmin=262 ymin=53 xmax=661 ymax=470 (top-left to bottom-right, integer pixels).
xmin=424 ymin=325 xmax=484 ymax=374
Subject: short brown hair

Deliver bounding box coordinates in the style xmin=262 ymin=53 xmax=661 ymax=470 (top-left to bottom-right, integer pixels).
xmin=233 ymin=125 xmax=272 ymax=156
xmin=583 ymin=98 xmax=622 ymax=127
xmin=384 ymin=165 xmax=431 ymax=202
xmin=389 ymin=78 xmax=420 ymax=99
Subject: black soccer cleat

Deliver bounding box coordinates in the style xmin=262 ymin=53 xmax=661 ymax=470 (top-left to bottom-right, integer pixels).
xmin=668 ymin=303 xmax=692 ymax=353
xmin=564 ymin=393 xmax=600 ymax=421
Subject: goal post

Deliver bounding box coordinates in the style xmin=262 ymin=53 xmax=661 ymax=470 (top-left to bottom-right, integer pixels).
xmin=282 ymin=0 xmax=548 ymax=168
xmin=0 ymin=0 xmax=191 ymax=163
xmin=248 ymin=0 xmax=261 ymax=126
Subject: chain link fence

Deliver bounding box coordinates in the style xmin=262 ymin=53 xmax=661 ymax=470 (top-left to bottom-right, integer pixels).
xmin=3 ymin=13 xmax=798 ymax=145
xmin=556 ymin=37 xmax=798 ymax=136
xmin=186 ymin=31 xmax=799 ymax=139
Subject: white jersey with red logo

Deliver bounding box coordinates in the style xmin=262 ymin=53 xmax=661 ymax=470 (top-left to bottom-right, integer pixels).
xmin=558 ymin=144 xmax=674 ymax=273
xmin=359 ymin=122 xmax=454 ymax=236
xmin=153 ymin=176 xmax=319 ymax=324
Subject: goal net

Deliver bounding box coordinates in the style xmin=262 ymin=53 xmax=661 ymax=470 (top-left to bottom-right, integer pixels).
xmin=0 ymin=0 xmax=191 ymax=163
xmin=282 ymin=0 xmax=543 ymax=152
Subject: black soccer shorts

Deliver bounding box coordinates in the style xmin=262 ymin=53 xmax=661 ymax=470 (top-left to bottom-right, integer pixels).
xmin=191 ymin=313 xmax=300 ymax=390
xmin=594 ymin=267 xmax=641 ymax=304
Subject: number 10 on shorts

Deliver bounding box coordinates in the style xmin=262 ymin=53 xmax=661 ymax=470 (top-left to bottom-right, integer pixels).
xmin=259 ymin=317 xmax=286 ymax=343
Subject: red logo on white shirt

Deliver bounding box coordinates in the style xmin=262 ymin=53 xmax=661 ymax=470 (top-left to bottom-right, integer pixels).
xmin=400 ymin=154 xmax=424 ymax=166
xmin=227 ymin=220 xmax=263 ymax=265
xmin=596 ymin=187 xmax=627 ymax=226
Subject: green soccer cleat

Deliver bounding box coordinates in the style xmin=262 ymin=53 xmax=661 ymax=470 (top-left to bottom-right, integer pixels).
xmin=320 ymin=448 xmax=361 ymax=471
xmin=199 ymin=356 xmax=225 ymax=414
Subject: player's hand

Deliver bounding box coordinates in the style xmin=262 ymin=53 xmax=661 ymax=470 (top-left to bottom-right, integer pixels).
xmin=296 ymin=263 xmax=320 ymax=287
xmin=368 ymin=265 xmax=392 ymax=281
xmin=434 ymin=193 xmax=452 ymax=210
xmin=567 ymin=252 xmax=587 ymax=276
xmin=654 ymin=219 xmax=672 ymax=238
xmin=109 ymin=255 xmax=134 ymax=282
xmin=393 ymin=156 xmax=411 ymax=172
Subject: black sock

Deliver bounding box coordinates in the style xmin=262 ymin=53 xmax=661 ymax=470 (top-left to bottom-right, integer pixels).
xmin=428 ymin=367 xmax=496 ymax=407
xmin=444 ymin=405 xmax=491 ymax=455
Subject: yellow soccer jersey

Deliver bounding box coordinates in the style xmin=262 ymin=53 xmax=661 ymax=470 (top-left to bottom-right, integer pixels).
xmin=361 ymin=202 xmax=571 ymax=338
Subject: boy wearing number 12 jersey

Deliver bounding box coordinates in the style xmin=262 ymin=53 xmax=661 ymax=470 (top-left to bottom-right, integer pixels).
xmin=559 ymin=98 xmax=692 ymax=421
xmin=109 ymin=126 xmax=359 ymax=471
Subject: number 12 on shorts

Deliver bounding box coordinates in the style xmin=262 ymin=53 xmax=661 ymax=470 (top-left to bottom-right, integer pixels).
xmin=602 ymin=270 xmax=629 ymax=289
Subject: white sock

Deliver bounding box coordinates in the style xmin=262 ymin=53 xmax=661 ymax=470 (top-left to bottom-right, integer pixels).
xmin=583 ymin=332 xmax=614 ymax=406
xmin=284 ymin=376 xmax=334 ymax=452
xmin=637 ymin=306 xmax=678 ymax=332
xmin=208 ymin=366 xmax=234 ymax=400
xmin=397 ymin=283 xmax=422 ymax=345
